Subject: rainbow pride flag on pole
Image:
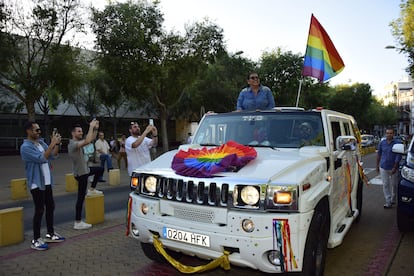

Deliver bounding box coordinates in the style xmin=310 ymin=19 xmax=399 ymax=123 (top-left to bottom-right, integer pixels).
xmin=302 ymin=14 xmax=345 ymax=83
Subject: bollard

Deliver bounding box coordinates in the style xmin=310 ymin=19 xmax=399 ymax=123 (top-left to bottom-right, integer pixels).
xmin=85 ymin=194 xmax=104 ymax=224
xmin=109 ymin=169 xmax=120 ymax=186
xmin=10 ymin=178 xmax=28 ymax=200
xmin=0 ymin=207 xmax=24 ymax=247
xmin=66 ymin=173 xmax=78 ymax=192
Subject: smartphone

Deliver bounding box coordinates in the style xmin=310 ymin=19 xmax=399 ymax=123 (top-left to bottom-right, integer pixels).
xmin=52 ymin=128 xmax=58 ymax=136
xmin=149 ymin=119 xmax=154 ymax=126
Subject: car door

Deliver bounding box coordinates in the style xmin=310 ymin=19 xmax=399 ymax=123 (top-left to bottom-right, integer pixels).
xmin=328 ymin=116 xmax=359 ymax=225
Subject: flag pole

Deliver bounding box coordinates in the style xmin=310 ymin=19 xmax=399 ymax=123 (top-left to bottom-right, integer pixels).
xmin=295 ymin=79 xmax=303 ymax=108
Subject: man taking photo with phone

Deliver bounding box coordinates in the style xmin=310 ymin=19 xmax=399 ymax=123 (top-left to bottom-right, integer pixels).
xmin=125 ymin=122 xmax=158 ymax=176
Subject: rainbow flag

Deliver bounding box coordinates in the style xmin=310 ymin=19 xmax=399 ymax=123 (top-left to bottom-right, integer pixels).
xmin=302 ymin=14 xmax=345 ymax=83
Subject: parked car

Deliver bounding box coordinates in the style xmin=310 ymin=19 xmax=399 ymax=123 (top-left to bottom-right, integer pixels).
xmin=361 ymin=134 xmax=375 ymax=147
xmin=392 ymin=142 xmax=414 ymax=232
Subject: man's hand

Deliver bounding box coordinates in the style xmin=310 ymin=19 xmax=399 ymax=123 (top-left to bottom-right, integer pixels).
xmin=143 ymin=125 xmax=153 ymax=135
xmin=151 ymin=126 xmax=158 ymax=136
xmin=90 ymin=119 xmax=99 ymax=130
xmin=51 ymin=133 xmax=62 ymax=147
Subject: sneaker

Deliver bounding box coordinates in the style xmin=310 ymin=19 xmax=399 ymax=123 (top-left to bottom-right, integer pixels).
xmin=74 ymin=220 xmax=92 ymax=230
xmin=31 ymin=238 xmax=48 ymax=251
xmin=87 ymin=188 xmax=103 ymax=196
xmin=45 ymin=232 xmax=65 ymax=243
xmin=98 ymin=179 xmax=106 ymax=182
xmin=384 ymin=203 xmax=392 ymax=209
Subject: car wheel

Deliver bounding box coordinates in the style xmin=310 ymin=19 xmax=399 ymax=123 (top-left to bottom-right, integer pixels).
xmin=301 ymin=199 xmax=330 ymax=276
xmin=141 ymin=242 xmax=182 ymax=263
xmin=354 ymin=178 xmax=363 ymax=223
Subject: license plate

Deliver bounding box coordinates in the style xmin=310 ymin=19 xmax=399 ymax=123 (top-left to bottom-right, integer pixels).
xmin=163 ymin=227 xmax=210 ymax=247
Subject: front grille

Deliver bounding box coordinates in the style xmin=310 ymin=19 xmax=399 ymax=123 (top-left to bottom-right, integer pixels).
xmin=140 ymin=175 xmax=230 ymax=207
xmin=174 ymin=205 xmax=215 ymax=223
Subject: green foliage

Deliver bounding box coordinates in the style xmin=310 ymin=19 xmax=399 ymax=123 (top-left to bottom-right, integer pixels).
xmin=91 ymin=1 xmax=164 ymax=98
xmin=179 ymin=52 xmax=254 ymax=118
xmin=258 ymin=48 xmax=304 ymax=106
xmin=390 ymin=0 xmax=414 ymax=77
xmin=299 ymin=81 xmax=332 ymax=109
xmin=366 ymin=99 xmax=399 ymax=129
xmin=0 ymin=0 xmax=84 ymax=120
xmin=328 ymin=83 xmax=373 ymax=126
xmin=91 ymin=1 xmax=226 ymax=151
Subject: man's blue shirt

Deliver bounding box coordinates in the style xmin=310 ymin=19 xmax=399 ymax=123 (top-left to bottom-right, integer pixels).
xmin=377 ymin=138 xmax=402 ymax=170
xmin=20 ymin=138 xmax=57 ymax=191
xmin=236 ymin=85 xmax=275 ymax=111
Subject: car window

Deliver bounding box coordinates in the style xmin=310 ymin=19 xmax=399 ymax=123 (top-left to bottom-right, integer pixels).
xmin=193 ymin=112 xmax=325 ymax=148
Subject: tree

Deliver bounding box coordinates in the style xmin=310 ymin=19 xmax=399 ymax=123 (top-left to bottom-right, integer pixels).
xmin=258 ymin=49 xmax=305 ymax=106
xmin=90 ymin=67 xmax=136 ymax=138
xmin=328 ymin=83 xmax=373 ymax=127
xmin=364 ymin=98 xmax=398 ymax=133
xmin=151 ymin=20 xmax=225 ymax=151
xmin=179 ymin=51 xmax=254 ymax=118
xmin=91 ymin=1 xmax=225 ymax=151
xmin=390 ymin=0 xmax=414 ymax=77
xmin=0 ymin=0 xmax=84 ymax=122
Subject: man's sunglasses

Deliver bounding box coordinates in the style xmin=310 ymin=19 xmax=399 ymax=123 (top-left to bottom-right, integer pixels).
xmin=249 ymin=76 xmax=259 ymax=80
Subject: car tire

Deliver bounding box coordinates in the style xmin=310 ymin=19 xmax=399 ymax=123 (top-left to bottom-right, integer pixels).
xmin=301 ymin=199 xmax=330 ymax=276
xmin=141 ymin=242 xmax=182 ymax=263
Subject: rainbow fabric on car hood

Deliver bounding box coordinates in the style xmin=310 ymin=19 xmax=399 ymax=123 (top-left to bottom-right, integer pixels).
xmin=171 ymin=141 xmax=257 ymax=178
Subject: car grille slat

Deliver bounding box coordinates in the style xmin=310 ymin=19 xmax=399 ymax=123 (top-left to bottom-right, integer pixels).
xmin=144 ymin=175 xmax=229 ymax=207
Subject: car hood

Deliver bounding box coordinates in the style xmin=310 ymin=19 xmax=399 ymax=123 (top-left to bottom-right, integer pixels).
xmin=134 ymin=145 xmax=328 ymax=184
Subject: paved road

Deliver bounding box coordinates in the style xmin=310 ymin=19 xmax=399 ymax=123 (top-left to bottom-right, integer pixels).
xmin=0 ymin=153 xmax=413 ymax=275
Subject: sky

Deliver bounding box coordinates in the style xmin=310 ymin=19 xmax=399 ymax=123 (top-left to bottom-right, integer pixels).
xmin=84 ymin=0 xmax=410 ymax=95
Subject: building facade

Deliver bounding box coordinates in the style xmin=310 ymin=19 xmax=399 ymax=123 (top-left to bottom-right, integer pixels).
xmin=378 ymin=76 xmax=414 ymax=136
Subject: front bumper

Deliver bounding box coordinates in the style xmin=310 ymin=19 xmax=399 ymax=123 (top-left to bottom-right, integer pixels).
xmin=127 ymin=192 xmax=313 ymax=273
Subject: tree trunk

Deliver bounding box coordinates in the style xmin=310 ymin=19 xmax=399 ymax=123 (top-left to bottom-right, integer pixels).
xmin=26 ymin=100 xmax=36 ymax=122
xmin=159 ymin=107 xmax=169 ymax=153
xmin=42 ymin=111 xmax=51 ymax=143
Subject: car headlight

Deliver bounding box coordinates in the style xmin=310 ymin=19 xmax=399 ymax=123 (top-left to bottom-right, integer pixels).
xmin=241 ymin=186 xmax=260 ymax=205
xmin=401 ymin=165 xmax=414 ymax=182
xmin=265 ymin=185 xmax=298 ymax=211
xmin=144 ymin=176 xmax=157 ymax=193
xmin=233 ymin=185 xmax=260 ymax=209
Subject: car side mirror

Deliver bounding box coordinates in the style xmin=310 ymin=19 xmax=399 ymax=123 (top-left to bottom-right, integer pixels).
xmin=392 ymin=143 xmax=406 ymax=155
xmin=336 ymin=136 xmax=357 ymax=151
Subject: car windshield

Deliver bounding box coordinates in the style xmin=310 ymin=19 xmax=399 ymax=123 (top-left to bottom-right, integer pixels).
xmin=192 ymin=112 xmax=325 ymax=148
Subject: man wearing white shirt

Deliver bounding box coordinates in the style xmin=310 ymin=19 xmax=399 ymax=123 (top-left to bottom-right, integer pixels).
xmin=125 ymin=122 xmax=158 ymax=176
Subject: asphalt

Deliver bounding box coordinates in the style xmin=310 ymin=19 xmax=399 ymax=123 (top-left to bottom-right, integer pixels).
xmin=0 ymin=153 xmax=413 ymax=275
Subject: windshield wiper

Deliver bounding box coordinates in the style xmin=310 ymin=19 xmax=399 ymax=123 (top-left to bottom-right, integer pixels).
xmin=248 ymin=144 xmax=278 ymax=150
xmin=199 ymin=143 xmax=220 ymax=146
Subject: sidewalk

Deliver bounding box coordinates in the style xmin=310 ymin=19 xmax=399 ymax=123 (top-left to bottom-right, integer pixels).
xmin=0 ymin=153 xmax=131 ymax=205
xmin=0 ymin=154 xmax=157 ymax=275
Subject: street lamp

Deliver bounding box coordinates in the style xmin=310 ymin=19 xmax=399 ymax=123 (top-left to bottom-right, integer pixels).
xmin=385 ymin=45 xmax=403 ymax=133
xmin=385 ymin=45 xmax=406 ymax=53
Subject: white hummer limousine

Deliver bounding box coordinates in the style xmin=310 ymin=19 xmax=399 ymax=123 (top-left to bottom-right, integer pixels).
xmin=126 ymin=107 xmax=364 ymax=275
